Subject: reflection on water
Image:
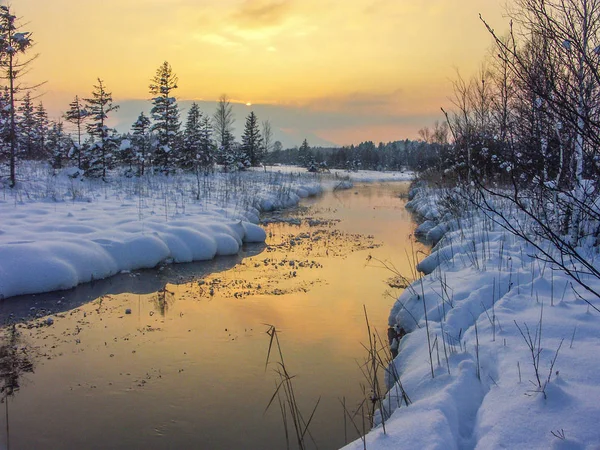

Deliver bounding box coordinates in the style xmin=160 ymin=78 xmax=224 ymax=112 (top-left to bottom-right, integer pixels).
xmin=0 ymin=182 xmax=424 ymax=450
xmin=0 ymin=245 xmax=266 ymax=321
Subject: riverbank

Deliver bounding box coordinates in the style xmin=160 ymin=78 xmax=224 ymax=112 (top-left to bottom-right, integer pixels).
xmin=0 ymin=180 xmax=421 ymax=450
xmin=344 ymin=185 xmax=600 ymax=449
xmin=1 ymin=165 xmax=416 ymax=300
xmin=0 ymin=165 xmax=326 ymax=299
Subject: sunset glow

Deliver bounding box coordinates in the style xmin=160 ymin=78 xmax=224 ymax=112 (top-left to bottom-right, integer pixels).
xmin=19 ymin=0 xmax=508 ymax=146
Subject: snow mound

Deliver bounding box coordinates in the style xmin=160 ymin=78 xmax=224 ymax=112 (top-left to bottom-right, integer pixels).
xmin=0 ymin=167 xmax=324 ymax=299
xmin=0 ymin=213 xmax=268 ymax=299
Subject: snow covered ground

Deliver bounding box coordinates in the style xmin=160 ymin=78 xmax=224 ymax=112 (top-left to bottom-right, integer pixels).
xmin=330 ymin=169 xmax=414 ymax=183
xmin=259 ymin=165 xmax=415 ymax=184
xmin=344 ymin=186 xmax=600 ymax=450
xmin=0 ymin=164 xmax=326 ymax=299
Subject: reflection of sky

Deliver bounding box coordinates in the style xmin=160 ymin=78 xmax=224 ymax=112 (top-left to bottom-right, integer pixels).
xmin=19 ymin=0 xmax=506 ymax=146
xmin=6 ymin=182 xmax=425 ymax=449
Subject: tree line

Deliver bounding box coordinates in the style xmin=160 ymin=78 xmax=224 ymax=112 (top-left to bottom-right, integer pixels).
xmin=266 ymin=135 xmax=448 ymax=173
xmin=0 ymin=6 xmax=276 ymax=186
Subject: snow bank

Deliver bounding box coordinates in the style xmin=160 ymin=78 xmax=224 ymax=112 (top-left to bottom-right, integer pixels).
xmin=0 ymin=166 xmax=322 ymax=299
xmin=0 ymin=207 xmax=264 ymax=299
xmin=344 ymin=186 xmax=600 ymax=450
xmin=259 ymin=165 xmax=414 ymax=182
xmin=329 ymin=169 xmax=415 ymax=183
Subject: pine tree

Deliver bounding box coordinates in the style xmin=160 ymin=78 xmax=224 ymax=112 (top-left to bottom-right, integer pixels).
xmin=34 ymin=101 xmax=48 ymax=160
xmin=220 ymin=129 xmax=238 ymax=169
xmin=181 ymin=102 xmax=202 ymax=171
xmin=131 ymin=112 xmax=151 ymax=175
xmin=241 ymin=111 xmax=263 ymax=167
xmin=0 ymin=5 xmax=34 ymax=187
xmin=298 ymin=138 xmax=309 ymax=164
xmin=84 ymin=78 xmax=119 ymax=178
xmin=64 ymin=96 xmax=89 ymax=169
xmin=16 ymin=92 xmax=36 ymax=160
xmin=198 ymin=116 xmax=215 ymax=174
xmin=116 ymin=134 xmax=135 ymax=175
xmin=149 ymin=61 xmax=180 ymax=173
xmin=298 ymin=139 xmax=315 ymax=170
xmin=0 ymin=88 xmax=11 ymax=163
xmin=47 ymin=121 xmax=71 ymax=170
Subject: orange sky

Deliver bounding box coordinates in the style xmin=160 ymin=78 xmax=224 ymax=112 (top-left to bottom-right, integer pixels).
xmin=17 ymin=0 xmax=509 ymax=147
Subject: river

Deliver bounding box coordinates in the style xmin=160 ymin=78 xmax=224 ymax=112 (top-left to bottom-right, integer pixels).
xmin=0 ymin=181 xmax=423 ymax=450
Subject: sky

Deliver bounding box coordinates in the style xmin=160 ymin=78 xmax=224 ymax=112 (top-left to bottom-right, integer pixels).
xmin=17 ymin=0 xmax=508 ymax=148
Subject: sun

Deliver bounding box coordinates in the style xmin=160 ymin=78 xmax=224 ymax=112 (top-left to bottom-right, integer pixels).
xmin=246 ymin=102 xmax=252 ymax=106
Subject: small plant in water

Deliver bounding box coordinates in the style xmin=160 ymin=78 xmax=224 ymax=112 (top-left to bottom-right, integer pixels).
xmin=0 ymin=323 xmax=35 ymax=450
xmin=264 ymin=324 xmax=320 ymax=450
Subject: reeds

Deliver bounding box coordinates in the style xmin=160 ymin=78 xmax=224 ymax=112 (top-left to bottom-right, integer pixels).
xmin=264 ymin=325 xmax=320 ymax=450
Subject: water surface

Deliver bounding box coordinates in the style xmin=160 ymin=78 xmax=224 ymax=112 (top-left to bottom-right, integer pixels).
xmin=0 ymin=181 xmax=423 ymax=449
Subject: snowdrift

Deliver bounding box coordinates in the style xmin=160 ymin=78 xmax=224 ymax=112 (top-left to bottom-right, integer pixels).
xmin=344 ymin=186 xmax=600 ymax=450
xmin=0 ymin=167 xmax=322 ymax=299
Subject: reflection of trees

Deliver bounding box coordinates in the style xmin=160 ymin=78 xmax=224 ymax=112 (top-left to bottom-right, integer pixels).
xmin=0 ymin=244 xmax=266 ymax=321
xmin=0 ymin=324 xmax=34 ymax=449
xmin=0 ymin=324 xmax=34 ymax=397
xmin=152 ymin=287 xmax=175 ymax=317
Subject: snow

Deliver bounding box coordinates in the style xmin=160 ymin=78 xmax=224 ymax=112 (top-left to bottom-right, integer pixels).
xmin=0 ymin=164 xmax=415 ymax=300
xmin=0 ymin=164 xmax=326 ymax=299
xmin=343 ymin=186 xmax=600 ymax=450
xmin=5 ymin=164 xmax=597 ymax=447
xmin=119 ymin=139 xmax=131 ymax=150
xmin=258 ymin=165 xmax=415 ymax=184
xmin=329 ymin=169 xmax=415 ymax=183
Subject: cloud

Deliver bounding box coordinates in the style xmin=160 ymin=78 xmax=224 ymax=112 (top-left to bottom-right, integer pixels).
xmin=198 ymin=33 xmax=242 ymax=49
xmin=304 ymin=90 xmax=405 ymax=115
xmin=232 ymin=0 xmax=293 ymax=29
xmin=296 ymin=89 xmax=447 ymax=119
xmin=193 ymin=1 xmax=301 ymax=47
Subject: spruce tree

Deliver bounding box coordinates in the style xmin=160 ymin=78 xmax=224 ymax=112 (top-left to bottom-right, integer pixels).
xmin=84 ymin=78 xmax=119 ymax=178
xmin=16 ymin=92 xmax=35 ymax=160
xmin=181 ymin=102 xmax=202 ymax=171
xmin=0 ymin=5 xmax=33 ymax=187
xmin=131 ymin=112 xmax=151 ymax=176
xmin=149 ymin=61 xmax=180 ymax=173
xmin=64 ymin=96 xmax=89 ymax=169
xmin=0 ymin=88 xmax=10 ymax=162
xmin=298 ymin=139 xmax=315 ymax=170
xmin=48 ymin=121 xmax=70 ymax=170
xmin=241 ymin=111 xmax=262 ymax=167
xmin=116 ymin=134 xmax=135 ymax=174
xmin=34 ymin=102 xmax=48 ymax=160
xmin=198 ymin=116 xmax=215 ymax=174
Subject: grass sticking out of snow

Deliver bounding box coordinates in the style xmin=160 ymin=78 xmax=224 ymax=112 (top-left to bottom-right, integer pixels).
xmin=344 ymin=185 xmax=600 ymax=450
xmin=0 ymin=163 xmax=328 ymax=299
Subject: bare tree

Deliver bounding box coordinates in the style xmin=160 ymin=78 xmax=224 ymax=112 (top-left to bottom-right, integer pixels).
xmin=262 ymin=119 xmax=273 ymax=155
xmin=212 ymin=94 xmax=235 ymax=168
xmin=443 ymin=0 xmax=600 ymax=305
